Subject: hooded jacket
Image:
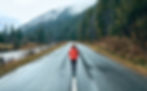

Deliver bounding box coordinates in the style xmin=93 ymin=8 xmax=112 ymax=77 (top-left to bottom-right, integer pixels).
xmin=69 ymin=47 xmax=79 ymax=61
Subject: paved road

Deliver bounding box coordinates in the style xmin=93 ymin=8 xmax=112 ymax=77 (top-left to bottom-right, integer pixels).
xmin=0 ymin=43 xmax=147 ymax=91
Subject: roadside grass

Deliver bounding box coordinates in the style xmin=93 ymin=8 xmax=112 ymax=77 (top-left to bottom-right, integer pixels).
xmin=0 ymin=43 xmax=13 ymax=51
xmin=86 ymin=43 xmax=147 ymax=76
xmin=0 ymin=43 xmax=64 ymax=77
xmin=20 ymin=43 xmax=41 ymax=49
xmin=0 ymin=43 xmax=41 ymax=51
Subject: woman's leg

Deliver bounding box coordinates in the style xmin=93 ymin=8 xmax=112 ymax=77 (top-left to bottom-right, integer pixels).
xmin=72 ymin=61 xmax=76 ymax=77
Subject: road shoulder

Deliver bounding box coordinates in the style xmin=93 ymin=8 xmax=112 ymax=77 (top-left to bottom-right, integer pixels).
xmin=85 ymin=43 xmax=147 ymax=77
xmin=0 ymin=43 xmax=65 ymax=77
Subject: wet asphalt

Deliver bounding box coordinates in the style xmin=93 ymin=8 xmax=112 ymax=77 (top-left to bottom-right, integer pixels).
xmin=0 ymin=43 xmax=147 ymax=91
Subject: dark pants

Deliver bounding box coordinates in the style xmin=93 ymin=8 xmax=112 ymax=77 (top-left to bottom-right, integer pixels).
xmin=71 ymin=60 xmax=77 ymax=77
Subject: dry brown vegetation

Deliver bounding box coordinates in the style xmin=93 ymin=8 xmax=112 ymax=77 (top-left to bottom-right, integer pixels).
xmin=86 ymin=37 xmax=147 ymax=76
xmin=99 ymin=37 xmax=147 ymax=66
xmin=0 ymin=44 xmax=13 ymax=51
xmin=20 ymin=43 xmax=41 ymax=49
xmin=0 ymin=43 xmax=64 ymax=77
xmin=0 ymin=43 xmax=39 ymax=51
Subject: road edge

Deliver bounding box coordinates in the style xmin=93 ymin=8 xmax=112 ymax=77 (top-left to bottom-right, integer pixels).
xmin=84 ymin=43 xmax=147 ymax=77
xmin=0 ymin=43 xmax=65 ymax=77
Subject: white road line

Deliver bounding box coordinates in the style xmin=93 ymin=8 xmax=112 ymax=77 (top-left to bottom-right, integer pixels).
xmin=72 ymin=77 xmax=78 ymax=91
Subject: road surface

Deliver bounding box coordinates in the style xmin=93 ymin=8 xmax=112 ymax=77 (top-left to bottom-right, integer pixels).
xmin=0 ymin=43 xmax=147 ymax=91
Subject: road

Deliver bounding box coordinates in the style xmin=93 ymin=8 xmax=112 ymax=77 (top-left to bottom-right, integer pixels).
xmin=0 ymin=43 xmax=147 ymax=91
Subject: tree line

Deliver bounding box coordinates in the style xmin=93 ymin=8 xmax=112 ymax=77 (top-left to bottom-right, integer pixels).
xmin=78 ymin=0 xmax=147 ymax=49
xmin=0 ymin=26 xmax=47 ymax=49
xmin=0 ymin=0 xmax=147 ymax=49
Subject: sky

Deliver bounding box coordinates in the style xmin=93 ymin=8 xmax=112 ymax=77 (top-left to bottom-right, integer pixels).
xmin=0 ymin=0 xmax=97 ymax=24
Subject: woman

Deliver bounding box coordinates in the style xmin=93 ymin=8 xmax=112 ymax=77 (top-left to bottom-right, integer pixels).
xmin=69 ymin=45 xmax=79 ymax=76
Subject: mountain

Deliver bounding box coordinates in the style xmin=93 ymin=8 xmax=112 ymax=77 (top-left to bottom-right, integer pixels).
xmin=0 ymin=15 xmax=19 ymax=32
xmin=21 ymin=9 xmax=61 ymax=30
xmin=21 ymin=7 xmax=83 ymax=42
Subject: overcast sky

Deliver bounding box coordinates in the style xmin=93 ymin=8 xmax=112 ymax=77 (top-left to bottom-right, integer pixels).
xmin=0 ymin=0 xmax=97 ymax=24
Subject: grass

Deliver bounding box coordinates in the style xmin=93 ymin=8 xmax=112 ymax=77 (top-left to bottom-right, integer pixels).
xmin=0 ymin=43 xmax=64 ymax=77
xmin=0 ymin=43 xmax=13 ymax=51
xmin=86 ymin=43 xmax=147 ymax=76
xmin=0 ymin=43 xmax=41 ymax=51
xmin=20 ymin=43 xmax=41 ymax=49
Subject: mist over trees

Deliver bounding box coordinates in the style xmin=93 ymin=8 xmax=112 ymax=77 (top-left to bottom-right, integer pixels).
xmin=0 ymin=0 xmax=146 ymax=50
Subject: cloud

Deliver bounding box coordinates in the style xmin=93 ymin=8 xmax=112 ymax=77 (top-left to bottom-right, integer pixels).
xmin=0 ymin=0 xmax=97 ymax=24
xmin=13 ymin=0 xmax=35 ymax=5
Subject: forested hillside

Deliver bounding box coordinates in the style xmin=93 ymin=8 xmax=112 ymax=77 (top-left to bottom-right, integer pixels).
xmin=0 ymin=0 xmax=147 ymax=51
xmin=79 ymin=0 xmax=147 ymax=49
xmin=0 ymin=8 xmax=83 ymax=50
xmin=78 ymin=0 xmax=147 ymax=66
xmin=21 ymin=8 xmax=83 ymax=43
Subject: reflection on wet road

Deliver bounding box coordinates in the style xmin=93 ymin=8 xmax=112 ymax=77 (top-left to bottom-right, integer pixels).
xmin=0 ymin=43 xmax=147 ymax=91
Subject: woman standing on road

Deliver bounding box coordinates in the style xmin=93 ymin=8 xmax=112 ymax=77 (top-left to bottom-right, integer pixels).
xmin=69 ymin=45 xmax=79 ymax=76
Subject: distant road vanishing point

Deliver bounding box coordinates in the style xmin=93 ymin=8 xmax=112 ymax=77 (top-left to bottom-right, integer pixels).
xmin=0 ymin=43 xmax=147 ymax=91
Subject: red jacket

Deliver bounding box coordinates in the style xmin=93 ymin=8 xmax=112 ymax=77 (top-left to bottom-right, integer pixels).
xmin=69 ymin=47 xmax=79 ymax=61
